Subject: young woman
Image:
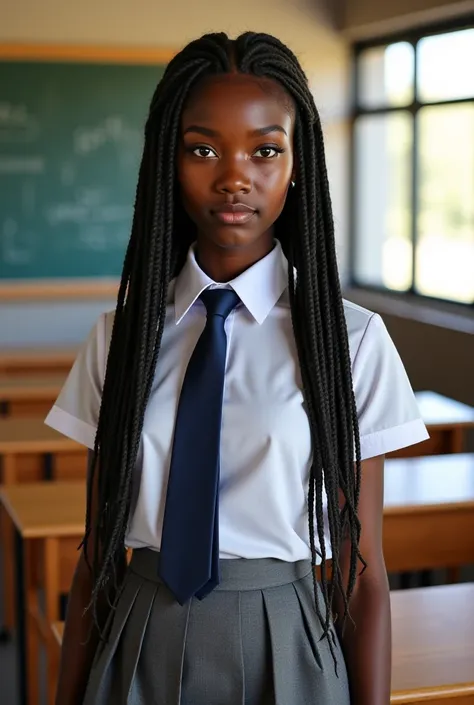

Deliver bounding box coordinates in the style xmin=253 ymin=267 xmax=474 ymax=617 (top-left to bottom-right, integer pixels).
xmin=46 ymin=31 xmax=429 ymax=705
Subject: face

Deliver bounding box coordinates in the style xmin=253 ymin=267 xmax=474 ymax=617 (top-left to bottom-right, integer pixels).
xmin=177 ymin=73 xmax=295 ymax=259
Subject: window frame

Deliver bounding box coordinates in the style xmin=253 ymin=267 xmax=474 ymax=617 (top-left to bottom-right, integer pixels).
xmin=349 ymin=14 xmax=474 ymax=308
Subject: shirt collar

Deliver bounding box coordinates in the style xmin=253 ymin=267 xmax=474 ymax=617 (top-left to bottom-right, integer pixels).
xmin=174 ymin=240 xmax=288 ymax=325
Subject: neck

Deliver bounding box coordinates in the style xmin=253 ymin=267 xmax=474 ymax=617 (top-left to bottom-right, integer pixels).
xmin=195 ymin=234 xmax=274 ymax=282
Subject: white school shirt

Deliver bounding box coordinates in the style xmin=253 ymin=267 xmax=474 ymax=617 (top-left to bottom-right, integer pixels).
xmin=45 ymin=240 xmax=429 ymax=563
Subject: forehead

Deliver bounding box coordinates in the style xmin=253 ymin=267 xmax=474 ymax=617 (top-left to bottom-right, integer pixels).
xmin=181 ymin=73 xmax=295 ymax=130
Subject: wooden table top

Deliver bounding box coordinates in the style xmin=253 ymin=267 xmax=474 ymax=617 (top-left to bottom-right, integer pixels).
xmin=0 ymin=482 xmax=85 ymax=538
xmin=391 ymin=583 xmax=474 ymax=702
xmin=0 ymin=375 xmax=65 ymax=401
xmin=384 ymin=453 xmax=474 ymax=513
xmin=0 ymin=417 xmax=82 ymax=454
xmin=415 ymin=391 xmax=474 ymax=429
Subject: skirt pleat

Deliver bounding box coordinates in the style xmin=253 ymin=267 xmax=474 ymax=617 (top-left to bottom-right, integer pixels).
xmin=84 ymin=571 xmax=146 ymax=704
xmin=82 ymin=548 xmax=351 ymax=705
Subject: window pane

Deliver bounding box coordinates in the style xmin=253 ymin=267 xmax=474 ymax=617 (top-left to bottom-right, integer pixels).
xmin=354 ymin=112 xmax=413 ymax=290
xmin=358 ymin=42 xmax=414 ymax=108
xmin=418 ymin=29 xmax=474 ymax=102
xmin=416 ymin=104 xmax=474 ymax=303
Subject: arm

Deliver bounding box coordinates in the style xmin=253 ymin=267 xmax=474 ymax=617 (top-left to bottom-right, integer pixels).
xmin=55 ymin=451 xmax=118 ymax=705
xmin=332 ymin=454 xmax=391 ymax=705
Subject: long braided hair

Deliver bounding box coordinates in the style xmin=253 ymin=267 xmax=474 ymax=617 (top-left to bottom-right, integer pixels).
xmin=84 ymin=31 xmax=364 ymax=652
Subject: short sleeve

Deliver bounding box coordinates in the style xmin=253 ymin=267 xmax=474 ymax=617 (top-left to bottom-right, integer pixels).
xmin=352 ymin=313 xmax=429 ymax=460
xmin=44 ymin=312 xmax=110 ymax=449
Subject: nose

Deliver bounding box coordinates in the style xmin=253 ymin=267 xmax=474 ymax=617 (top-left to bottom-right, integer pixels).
xmin=214 ymin=160 xmax=252 ymax=195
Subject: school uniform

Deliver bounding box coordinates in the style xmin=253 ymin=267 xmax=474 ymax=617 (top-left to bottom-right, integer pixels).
xmin=46 ymin=240 xmax=428 ymax=705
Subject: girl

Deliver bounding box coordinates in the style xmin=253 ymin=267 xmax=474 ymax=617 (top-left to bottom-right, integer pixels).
xmin=46 ymin=32 xmax=429 ymax=705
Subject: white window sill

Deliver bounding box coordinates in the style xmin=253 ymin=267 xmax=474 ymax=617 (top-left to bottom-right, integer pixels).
xmin=343 ymin=288 xmax=474 ymax=335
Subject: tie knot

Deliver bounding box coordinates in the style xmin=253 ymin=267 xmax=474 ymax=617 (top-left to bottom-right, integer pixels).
xmin=200 ymin=288 xmax=240 ymax=320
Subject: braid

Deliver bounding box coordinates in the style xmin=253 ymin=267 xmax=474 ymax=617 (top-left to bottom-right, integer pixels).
xmin=84 ymin=31 xmax=363 ymax=663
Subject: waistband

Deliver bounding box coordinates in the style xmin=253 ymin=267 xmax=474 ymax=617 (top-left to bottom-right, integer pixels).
xmin=130 ymin=548 xmax=312 ymax=591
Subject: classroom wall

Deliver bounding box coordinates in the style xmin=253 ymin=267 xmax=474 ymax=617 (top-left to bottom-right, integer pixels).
xmin=360 ymin=303 xmax=474 ymax=450
xmin=342 ymin=0 xmax=474 ymax=36
xmin=0 ymin=0 xmax=350 ymax=346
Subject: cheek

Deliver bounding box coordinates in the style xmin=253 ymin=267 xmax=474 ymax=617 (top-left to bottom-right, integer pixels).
xmin=257 ymin=165 xmax=292 ymax=210
xmin=178 ymin=164 xmax=207 ymax=210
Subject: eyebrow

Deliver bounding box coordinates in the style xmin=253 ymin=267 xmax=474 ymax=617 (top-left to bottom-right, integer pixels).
xmin=183 ymin=124 xmax=288 ymax=138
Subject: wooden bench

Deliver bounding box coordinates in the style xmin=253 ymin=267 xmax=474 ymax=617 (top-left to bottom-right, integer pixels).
xmin=0 ymin=347 xmax=76 ymax=378
xmin=383 ymin=453 xmax=474 ymax=577
xmin=0 ymin=375 xmax=65 ymax=418
xmin=390 ymin=391 xmax=474 ymax=458
xmin=391 ymin=582 xmax=474 ymax=703
xmin=49 ymin=583 xmax=474 ymax=704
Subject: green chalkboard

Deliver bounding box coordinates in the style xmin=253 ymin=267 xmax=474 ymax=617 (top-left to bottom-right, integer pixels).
xmin=0 ymin=60 xmax=166 ymax=281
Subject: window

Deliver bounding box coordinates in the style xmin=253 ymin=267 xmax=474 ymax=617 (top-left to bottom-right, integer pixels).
xmin=351 ymin=20 xmax=474 ymax=305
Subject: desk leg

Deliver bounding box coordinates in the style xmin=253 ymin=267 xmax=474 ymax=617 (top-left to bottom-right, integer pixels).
xmin=2 ymin=455 xmax=18 ymax=635
xmin=1 ymin=505 xmax=15 ymax=635
xmin=25 ymin=542 xmax=40 ymax=705
xmin=44 ymin=538 xmax=60 ymax=705
xmin=15 ymin=529 xmax=27 ymax=705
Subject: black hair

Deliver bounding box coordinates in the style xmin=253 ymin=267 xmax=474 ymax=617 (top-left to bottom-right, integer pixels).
xmin=84 ymin=31 xmax=364 ymax=667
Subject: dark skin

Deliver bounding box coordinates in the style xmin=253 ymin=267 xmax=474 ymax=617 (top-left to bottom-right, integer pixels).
xmin=177 ymin=73 xmax=295 ymax=281
xmin=178 ymin=74 xmax=391 ymax=703
xmin=55 ymin=74 xmax=390 ymax=705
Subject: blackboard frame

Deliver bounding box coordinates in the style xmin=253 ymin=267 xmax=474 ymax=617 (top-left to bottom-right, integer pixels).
xmin=0 ymin=42 xmax=175 ymax=300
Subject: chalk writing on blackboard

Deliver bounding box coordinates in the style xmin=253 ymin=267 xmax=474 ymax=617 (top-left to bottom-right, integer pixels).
xmin=0 ymin=157 xmax=44 ymax=174
xmin=0 ymin=102 xmax=39 ymax=143
xmin=74 ymin=116 xmax=141 ymax=156
xmin=1 ymin=218 xmax=34 ymax=265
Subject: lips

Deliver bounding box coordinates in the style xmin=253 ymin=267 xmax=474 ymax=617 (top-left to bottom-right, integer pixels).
xmin=211 ymin=203 xmax=257 ymax=225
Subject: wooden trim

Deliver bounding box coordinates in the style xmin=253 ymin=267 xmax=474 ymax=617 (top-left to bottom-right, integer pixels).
xmin=0 ymin=42 xmax=176 ymax=64
xmin=0 ymin=279 xmax=119 ymax=300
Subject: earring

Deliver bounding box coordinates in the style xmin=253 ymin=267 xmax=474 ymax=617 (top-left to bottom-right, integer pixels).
xmin=291 ymin=180 xmax=296 ymax=189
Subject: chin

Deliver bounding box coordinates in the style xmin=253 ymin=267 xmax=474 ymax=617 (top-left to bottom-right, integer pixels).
xmin=209 ymin=227 xmax=266 ymax=251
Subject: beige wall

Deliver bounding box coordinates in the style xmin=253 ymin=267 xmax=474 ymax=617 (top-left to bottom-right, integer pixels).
xmin=346 ymin=292 xmax=474 ymax=450
xmin=342 ymin=0 xmax=474 ymax=37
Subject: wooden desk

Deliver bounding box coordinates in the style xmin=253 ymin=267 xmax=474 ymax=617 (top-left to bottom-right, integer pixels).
xmin=0 ymin=375 xmax=64 ymax=418
xmin=390 ymin=391 xmax=474 ymax=458
xmin=383 ymin=453 xmax=474 ymax=574
xmin=0 ymin=418 xmax=86 ymax=637
xmin=391 ymin=583 xmax=474 ymax=703
xmin=0 ymin=482 xmax=85 ymax=705
xmin=0 ymin=347 xmax=76 ymax=378
xmin=3 ymin=455 xmax=474 ymax=705
xmin=0 ymin=417 xmax=85 ymax=483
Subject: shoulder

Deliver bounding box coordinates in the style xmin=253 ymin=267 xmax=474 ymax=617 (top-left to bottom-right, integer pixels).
xmin=342 ymin=299 xmax=387 ymax=367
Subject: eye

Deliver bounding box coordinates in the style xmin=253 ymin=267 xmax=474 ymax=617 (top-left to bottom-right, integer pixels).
xmin=254 ymin=146 xmax=285 ymax=159
xmin=191 ymin=146 xmax=218 ymax=158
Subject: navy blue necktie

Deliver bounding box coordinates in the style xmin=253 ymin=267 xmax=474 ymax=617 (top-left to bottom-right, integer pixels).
xmin=160 ymin=288 xmax=240 ymax=605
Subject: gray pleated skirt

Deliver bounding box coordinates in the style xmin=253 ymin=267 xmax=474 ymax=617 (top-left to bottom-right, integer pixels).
xmin=83 ymin=548 xmax=350 ymax=705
